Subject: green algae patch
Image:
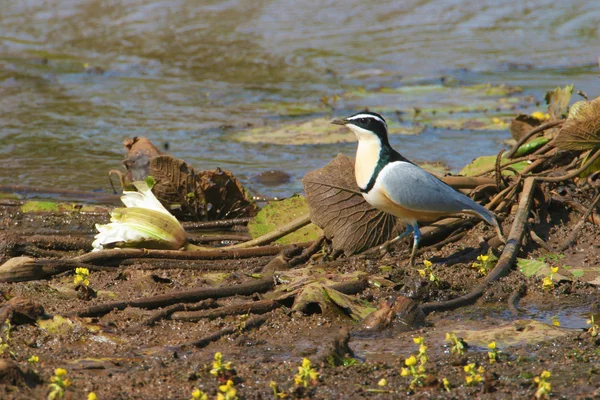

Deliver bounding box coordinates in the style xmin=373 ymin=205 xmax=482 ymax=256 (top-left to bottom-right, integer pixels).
xmin=454 ymin=320 xmax=571 ymax=348
xmin=20 ymin=200 xmax=109 ymax=213
xmin=38 ymin=315 xmax=75 ymax=335
xmin=248 ymin=195 xmax=322 ymax=244
xmin=459 ymin=155 xmax=529 ymax=177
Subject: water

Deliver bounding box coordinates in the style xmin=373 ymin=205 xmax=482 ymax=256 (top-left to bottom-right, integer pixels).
xmin=1 ymin=0 xmax=600 ymax=199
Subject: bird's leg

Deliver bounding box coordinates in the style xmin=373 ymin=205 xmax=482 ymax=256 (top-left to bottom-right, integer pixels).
xmin=407 ymin=224 xmax=421 ymax=267
xmin=379 ymin=225 xmax=413 ymax=255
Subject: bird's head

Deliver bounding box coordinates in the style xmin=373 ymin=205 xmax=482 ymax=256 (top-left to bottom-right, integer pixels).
xmin=332 ymin=111 xmax=389 ymax=143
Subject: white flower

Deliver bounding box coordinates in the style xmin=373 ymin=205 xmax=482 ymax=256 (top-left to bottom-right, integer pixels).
xmin=92 ymin=181 xmax=187 ymax=251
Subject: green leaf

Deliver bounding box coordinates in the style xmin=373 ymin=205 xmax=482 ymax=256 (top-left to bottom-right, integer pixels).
xmin=517 ymin=258 xmax=549 ymax=278
xmin=247 ymin=195 xmax=323 ymax=244
xmin=459 ymin=155 xmax=529 ymax=177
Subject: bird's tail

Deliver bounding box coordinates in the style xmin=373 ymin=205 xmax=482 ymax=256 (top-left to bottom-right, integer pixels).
xmin=463 ymin=202 xmax=505 ymax=242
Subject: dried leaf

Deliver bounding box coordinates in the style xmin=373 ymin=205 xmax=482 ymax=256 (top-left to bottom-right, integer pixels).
xmin=149 ymin=155 xmax=201 ymax=219
xmin=545 ymin=84 xmax=573 ymax=120
xmin=554 ymin=97 xmax=600 ymax=150
xmin=302 ymin=154 xmax=399 ymax=255
xmin=197 ymin=167 xmax=259 ymax=220
xmin=149 ymin=155 xmax=258 ymax=221
xmin=509 ymin=114 xmax=542 ymax=141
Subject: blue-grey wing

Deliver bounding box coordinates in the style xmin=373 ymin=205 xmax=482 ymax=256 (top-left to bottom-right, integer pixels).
xmin=377 ymin=161 xmax=490 ymax=217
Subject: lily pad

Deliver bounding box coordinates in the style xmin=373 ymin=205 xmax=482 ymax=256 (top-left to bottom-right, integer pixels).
xmin=247 ymin=195 xmax=323 ymax=244
xmin=233 ymin=117 xmax=422 ymax=145
xmin=458 ymin=155 xmax=529 ymax=177
xmin=454 ymin=320 xmax=571 ymax=348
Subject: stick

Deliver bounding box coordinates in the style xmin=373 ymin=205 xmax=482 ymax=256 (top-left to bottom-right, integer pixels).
xmin=508 ymin=284 xmax=527 ymax=315
xmin=69 ymin=277 xmax=275 ymax=318
xmin=174 ymin=314 xmax=269 ymax=350
xmin=534 ymin=148 xmax=600 ymax=182
xmin=557 ymin=191 xmax=600 ymax=251
xmin=181 ymin=218 xmax=252 ymax=230
xmin=171 ymin=299 xmax=281 ymax=322
xmin=140 ymin=299 xmax=218 ymax=326
xmin=224 ymin=215 xmax=311 ymax=249
xmin=420 ymin=177 xmax=536 ymax=315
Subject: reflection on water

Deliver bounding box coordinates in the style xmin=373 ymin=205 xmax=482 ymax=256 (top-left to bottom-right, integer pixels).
xmin=1 ymin=0 xmax=599 ymax=198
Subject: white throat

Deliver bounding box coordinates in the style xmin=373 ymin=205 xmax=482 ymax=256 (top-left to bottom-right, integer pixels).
xmin=348 ymin=125 xmax=382 ymax=190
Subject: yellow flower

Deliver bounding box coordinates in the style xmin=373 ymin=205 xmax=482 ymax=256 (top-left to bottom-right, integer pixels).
xmin=191 ymin=389 xmax=208 ymax=400
xmin=442 ymin=377 xmax=451 ymax=391
xmin=417 ymin=269 xmax=426 ymax=277
xmin=62 ymin=378 xmax=71 ymax=388
xmin=465 ymin=376 xmax=473 ymax=385
xmin=28 ymin=355 xmax=39 ymax=363
xmin=400 ymin=368 xmax=410 ymax=377
xmin=377 ymin=378 xmax=387 ymax=386
xmin=55 ymin=368 xmax=67 ymax=377
xmin=542 ymin=277 xmax=554 ymax=290
xmin=413 ymin=337 xmax=424 ymax=345
xmin=88 ymin=393 xmax=98 ymax=400
xmin=405 ymin=355 xmax=417 ymax=367
xmin=487 ymin=341 xmax=496 ymax=350
xmin=531 ymin=111 xmax=550 ymax=120
xmin=423 ymin=259 xmax=432 ymax=268
xmin=464 ymin=363 xmax=474 ymax=373
xmin=540 ymin=370 xmax=551 ymax=379
xmin=477 ymin=255 xmax=489 ymax=262
xmin=550 ymin=267 xmax=559 ymax=274
xmin=301 ymin=358 xmax=311 ymax=369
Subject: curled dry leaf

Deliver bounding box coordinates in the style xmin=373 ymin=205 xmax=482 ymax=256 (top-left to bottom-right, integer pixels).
xmin=302 ymin=154 xmax=399 ymax=255
xmin=149 ymin=155 xmax=258 ymax=221
xmin=554 ymin=97 xmax=600 ymax=151
xmin=509 ymin=114 xmax=542 ymax=141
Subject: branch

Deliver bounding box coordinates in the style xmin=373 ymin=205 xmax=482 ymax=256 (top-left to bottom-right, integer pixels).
xmin=420 ymin=177 xmax=536 ymax=315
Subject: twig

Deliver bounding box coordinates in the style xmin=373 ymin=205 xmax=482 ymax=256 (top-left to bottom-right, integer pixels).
xmin=174 ymin=314 xmax=269 ymax=350
xmin=224 ymin=214 xmax=311 ymax=249
xmin=187 ymin=233 xmax=252 ymax=244
xmin=564 ymin=200 xmax=600 ymax=225
xmin=69 ymin=277 xmax=275 ymax=318
xmin=508 ymin=284 xmax=527 ymax=316
xmin=557 ymin=191 xmax=600 ymax=251
xmin=528 ymin=226 xmax=552 ymax=251
xmin=288 ymin=235 xmax=325 ymax=267
xmin=141 ymin=299 xmax=218 ymax=326
xmin=441 ymin=176 xmax=496 ymax=189
xmin=420 ymin=177 xmax=536 ymax=315
xmin=181 ymin=218 xmax=252 ymax=230
xmin=171 ymin=299 xmax=281 ymax=322
xmin=505 ymin=120 xmax=564 ymax=159
xmin=533 ymin=148 xmax=600 ymax=182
